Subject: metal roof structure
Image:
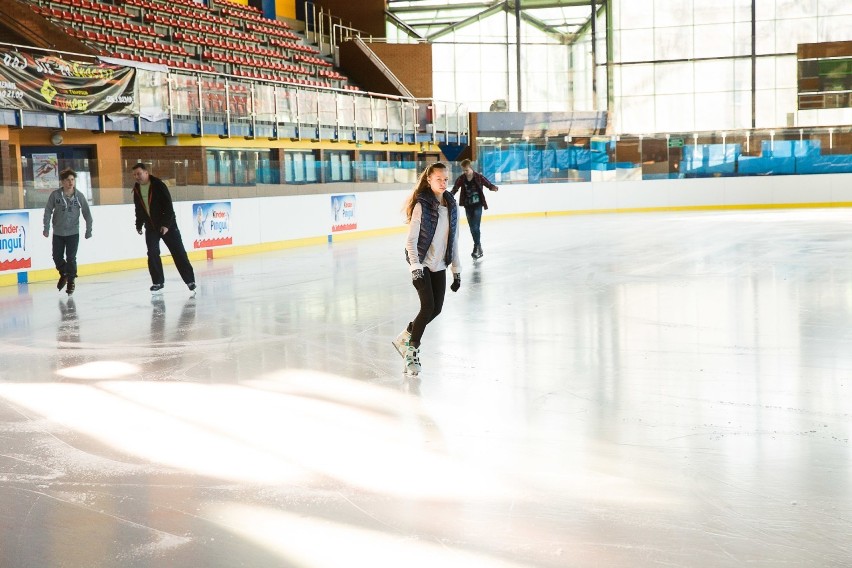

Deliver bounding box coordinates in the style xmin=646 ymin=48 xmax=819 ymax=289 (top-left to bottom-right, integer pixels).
xmin=385 ymin=0 xmax=598 ymax=44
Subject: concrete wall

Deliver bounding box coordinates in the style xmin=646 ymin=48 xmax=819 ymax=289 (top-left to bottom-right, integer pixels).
xmin=3 ymin=173 xmax=852 ymax=286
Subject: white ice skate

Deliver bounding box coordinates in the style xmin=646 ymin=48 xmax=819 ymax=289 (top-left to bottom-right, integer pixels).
xmin=403 ymin=344 xmax=421 ymax=376
xmin=392 ymin=328 xmax=411 ymax=357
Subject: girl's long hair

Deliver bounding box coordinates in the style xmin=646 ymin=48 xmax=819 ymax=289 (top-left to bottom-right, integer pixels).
xmin=405 ymin=162 xmax=447 ymax=223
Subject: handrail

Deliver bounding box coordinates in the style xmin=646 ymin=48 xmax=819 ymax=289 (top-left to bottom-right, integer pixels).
xmin=347 ymin=35 xmax=414 ymax=99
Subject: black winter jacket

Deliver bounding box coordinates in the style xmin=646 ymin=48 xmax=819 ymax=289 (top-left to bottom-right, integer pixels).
xmin=451 ymin=171 xmax=497 ymax=210
xmin=133 ymin=175 xmax=176 ymax=232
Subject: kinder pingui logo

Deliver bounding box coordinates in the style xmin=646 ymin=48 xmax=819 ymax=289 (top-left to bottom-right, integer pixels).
xmin=0 ymin=212 xmax=31 ymax=271
xmin=40 ymin=79 xmax=57 ymax=104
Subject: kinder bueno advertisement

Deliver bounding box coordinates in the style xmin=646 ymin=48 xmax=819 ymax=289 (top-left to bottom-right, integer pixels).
xmin=192 ymin=202 xmax=233 ymax=249
xmin=0 ymin=212 xmax=31 ymax=271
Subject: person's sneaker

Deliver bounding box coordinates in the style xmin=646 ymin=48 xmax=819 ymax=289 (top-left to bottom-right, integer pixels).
xmin=150 ymin=283 xmax=164 ymax=292
xmin=66 ymin=279 xmax=75 ymax=295
xmin=392 ymin=328 xmax=411 ymax=357
xmin=403 ymin=344 xmax=421 ymax=375
xmin=57 ymin=274 xmax=67 ymax=291
xmin=187 ymin=282 xmax=196 ymax=292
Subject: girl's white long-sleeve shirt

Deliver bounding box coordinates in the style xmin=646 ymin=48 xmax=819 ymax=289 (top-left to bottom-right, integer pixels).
xmin=405 ymin=202 xmax=461 ymax=275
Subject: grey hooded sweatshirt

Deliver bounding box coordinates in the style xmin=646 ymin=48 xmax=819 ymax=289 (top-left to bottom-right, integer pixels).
xmin=43 ymin=189 xmax=93 ymax=237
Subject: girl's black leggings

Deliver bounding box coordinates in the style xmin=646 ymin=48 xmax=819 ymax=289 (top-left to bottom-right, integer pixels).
xmin=410 ymin=268 xmax=446 ymax=346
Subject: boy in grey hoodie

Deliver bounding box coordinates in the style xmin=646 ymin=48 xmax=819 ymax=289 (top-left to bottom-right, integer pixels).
xmin=43 ymin=168 xmax=93 ymax=294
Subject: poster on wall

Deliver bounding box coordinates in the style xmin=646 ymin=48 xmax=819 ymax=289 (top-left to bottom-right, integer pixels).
xmin=331 ymin=194 xmax=356 ymax=232
xmin=0 ymin=49 xmax=137 ymax=115
xmin=0 ymin=212 xmax=31 ymax=272
xmin=32 ymin=153 xmax=59 ymax=190
xmin=192 ymin=202 xmax=233 ymax=249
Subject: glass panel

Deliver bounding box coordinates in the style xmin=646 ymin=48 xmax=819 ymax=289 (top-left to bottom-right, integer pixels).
xmin=305 ymin=154 xmax=317 ymax=182
xmin=355 ymin=96 xmax=372 ymax=129
xmin=255 ymin=84 xmax=276 ymax=123
xmin=616 ymin=63 xmax=654 ymax=95
xmin=694 ymin=60 xmax=734 ymax=93
xmin=755 ymin=0 xmax=775 ymax=20
xmin=776 ymin=56 xmax=798 ymax=89
xmin=754 ymin=89 xmax=776 ymax=127
xmin=317 ymin=92 xmax=336 ymax=126
xmin=734 ymin=58 xmax=752 ymax=91
xmin=654 ymin=26 xmax=693 ymax=60
xmin=341 ymin=154 xmax=352 ymax=181
xmin=755 ymin=20 xmax=776 ymax=55
xmin=756 ymin=57 xmax=776 ymax=89
xmin=655 ymin=94 xmax=695 ymax=131
xmin=655 ymin=62 xmax=694 ymax=95
xmin=171 ymin=74 xmax=199 ymax=118
xmin=694 ymin=24 xmax=735 ymax=58
xmin=619 ymin=29 xmax=654 ymax=63
xmin=695 ymin=0 xmax=733 ymax=25
xmin=653 ymin=0 xmax=693 ymax=28
xmin=774 ymin=17 xmax=818 ymax=52
xmin=818 ymin=14 xmax=852 ymax=42
xmin=817 ymin=0 xmax=852 ymax=16
xmin=733 ymin=21 xmax=752 ymax=56
xmin=694 ymin=92 xmax=735 ymax=130
xmin=620 ymin=95 xmax=656 ymax=133
xmin=617 ymin=0 xmax=654 ymax=29
xmin=776 ymin=0 xmax=818 ymax=19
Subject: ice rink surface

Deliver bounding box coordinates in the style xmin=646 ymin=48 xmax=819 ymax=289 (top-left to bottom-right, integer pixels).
xmin=0 ymin=208 xmax=850 ymax=567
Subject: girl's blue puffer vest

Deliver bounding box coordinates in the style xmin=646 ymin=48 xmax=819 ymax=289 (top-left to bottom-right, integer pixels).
xmin=406 ymin=190 xmax=458 ymax=267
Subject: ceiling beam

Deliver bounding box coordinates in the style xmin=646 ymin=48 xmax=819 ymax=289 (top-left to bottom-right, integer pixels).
xmin=425 ymin=1 xmax=508 ymax=42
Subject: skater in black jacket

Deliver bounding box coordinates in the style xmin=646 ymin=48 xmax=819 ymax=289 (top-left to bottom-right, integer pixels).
xmin=131 ymin=163 xmax=196 ymax=293
xmin=393 ymin=162 xmax=461 ymax=376
xmin=451 ymin=159 xmax=498 ymax=259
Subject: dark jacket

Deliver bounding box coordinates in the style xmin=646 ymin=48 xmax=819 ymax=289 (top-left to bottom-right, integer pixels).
xmin=451 ymin=171 xmax=497 ymax=210
xmin=406 ymin=190 xmax=458 ymax=267
xmin=133 ymin=175 xmax=176 ymax=232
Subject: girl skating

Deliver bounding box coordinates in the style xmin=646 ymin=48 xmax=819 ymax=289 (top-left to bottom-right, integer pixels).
xmin=394 ymin=162 xmax=462 ymax=376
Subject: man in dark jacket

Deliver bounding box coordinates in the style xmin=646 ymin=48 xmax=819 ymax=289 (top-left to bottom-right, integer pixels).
xmin=451 ymin=159 xmax=498 ymax=259
xmin=131 ymin=163 xmax=196 ymax=293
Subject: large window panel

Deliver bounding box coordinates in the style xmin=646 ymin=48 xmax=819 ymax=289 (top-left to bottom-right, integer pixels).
xmin=733 ymin=0 xmax=753 ymax=21
xmin=433 ymin=71 xmax=455 ymax=103
xmin=619 ymin=95 xmax=656 ymax=133
xmin=653 ymin=0 xmax=692 ymax=28
xmin=776 ymin=88 xmax=797 ymax=125
xmin=694 ymin=60 xmax=735 ymax=93
xmin=694 ymin=92 xmax=735 ymax=131
xmin=775 ymin=56 xmax=797 ymax=90
xmin=817 ymin=0 xmax=852 ymax=16
xmin=754 ymin=89 xmax=777 ymax=128
xmin=616 ymin=1 xmax=653 ymax=30
xmin=733 ymin=21 xmax=753 ymax=56
xmin=694 ymin=23 xmax=735 ymax=58
xmin=620 ymin=64 xmax=655 ymax=96
xmin=655 ymin=61 xmax=694 ymax=95
xmin=755 ymin=0 xmax=775 ymax=20
xmin=733 ymin=90 xmax=752 ymax=129
xmin=734 ymin=58 xmax=752 ymax=92
xmin=818 ymin=15 xmax=852 ymax=42
xmin=755 ymin=57 xmax=777 ymax=90
xmin=654 ymin=26 xmax=693 ymax=60
xmin=480 ymin=44 xmax=508 ymax=73
xmin=776 ymin=0 xmax=818 ymax=19
xmin=695 ymin=0 xmax=733 ymax=25
xmin=755 ymin=20 xmax=776 ymax=55
xmin=619 ymin=29 xmax=654 ymax=63
xmin=655 ymin=94 xmax=695 ymax=132
xmin=773 ymin=17 xmax=818 ymax=52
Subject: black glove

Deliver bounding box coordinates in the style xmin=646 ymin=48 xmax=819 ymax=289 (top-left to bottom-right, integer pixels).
xmin=450 ymin=273 xmax=461 ymax=292
xmin=412 ymin=268 xmax=425 ymax=290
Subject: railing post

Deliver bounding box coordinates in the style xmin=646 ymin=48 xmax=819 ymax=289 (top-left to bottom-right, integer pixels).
xmin=196 ymin=75 xmax=204 ymax=137
xmin=272 ymin=84 xmax=280 ymax=140
xmin=224 ymin=79 xmax=231 ymax=138
xmin=166 ymin=72 xmax=174 ymax=136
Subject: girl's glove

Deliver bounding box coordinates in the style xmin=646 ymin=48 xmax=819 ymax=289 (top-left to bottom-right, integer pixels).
xmin=450 ymin=273 xmax=461 ymax=292
xmin=412 ymin=268 xmax=425 ymax=290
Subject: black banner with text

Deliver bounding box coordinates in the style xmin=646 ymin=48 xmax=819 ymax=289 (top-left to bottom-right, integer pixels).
xmin=0 ymin=50 xmax=137 ymax=115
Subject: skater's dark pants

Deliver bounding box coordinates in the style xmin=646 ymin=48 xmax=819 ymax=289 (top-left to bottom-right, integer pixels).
xmin=465 ymin=205 xmax=483 ymax=248
xmin=410 ymin=268 xmax=446 ymax=345
xmin=145 ymin=222 xmax=195 ymax=285
xmin=52 ymin=234 xmax=80 ymax=279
